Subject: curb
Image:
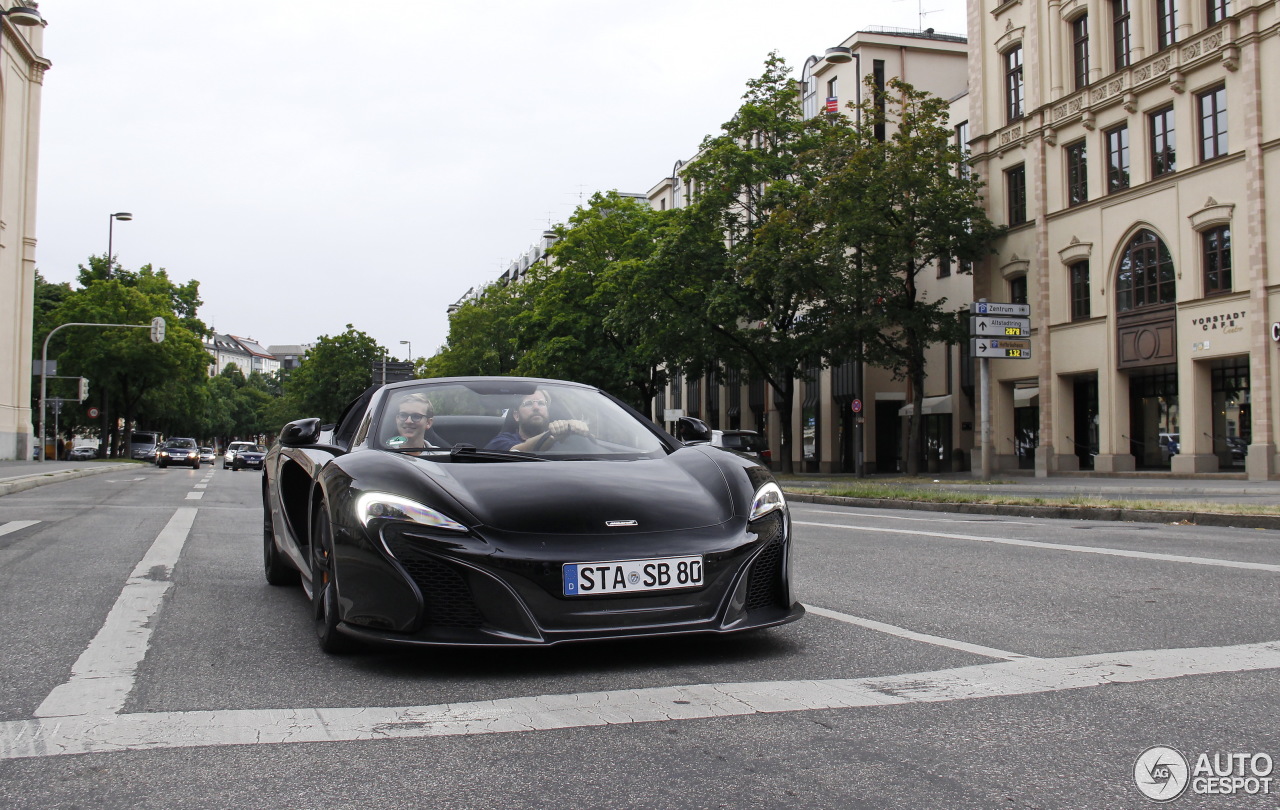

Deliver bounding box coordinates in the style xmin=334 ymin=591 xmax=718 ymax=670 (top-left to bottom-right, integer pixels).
xmin=783 ymin=491 xmax=1280 ymax=531
xmin=0 ymin=464 xmax=136 ymax=498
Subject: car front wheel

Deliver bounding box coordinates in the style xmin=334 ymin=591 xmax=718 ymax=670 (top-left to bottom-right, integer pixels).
xmin=263 ymin=492 xmax=297 ymax=587
xmin=311 ymin=501 xmax=356 ymax=654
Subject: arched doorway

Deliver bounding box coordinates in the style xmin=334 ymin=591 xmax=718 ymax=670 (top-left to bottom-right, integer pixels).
xmin=1114 ymin=229 xmax=1178 ymax=469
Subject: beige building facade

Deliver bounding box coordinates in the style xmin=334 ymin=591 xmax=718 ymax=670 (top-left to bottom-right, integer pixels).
xmin=0 ymin=5 xmax=48 ymax=460
xmin=967 ymin=0 xmax=1277 ymax=478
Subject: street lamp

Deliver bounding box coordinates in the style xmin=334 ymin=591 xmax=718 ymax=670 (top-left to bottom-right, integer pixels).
xmin=107 ymin=212 xmax=132 ymax=272
xmin=0 ymin=6 xmax=44 ymax=26
xmin=399 ymin=340 xmax=412 ymax=362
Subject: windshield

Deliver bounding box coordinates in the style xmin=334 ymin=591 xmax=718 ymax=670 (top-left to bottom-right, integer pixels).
xmin=374 ymin=381 xmax=667 ymax=460
xmin=167 ymin=439 xmax=197 ymax=448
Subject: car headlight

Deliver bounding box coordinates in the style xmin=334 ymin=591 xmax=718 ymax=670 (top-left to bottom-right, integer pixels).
xmin=355 ymin=492 xmax=468 ymax=532
xmin=748 ymin=481 xmax=787 ymax=521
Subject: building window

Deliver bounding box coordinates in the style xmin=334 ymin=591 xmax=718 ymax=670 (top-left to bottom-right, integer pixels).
xmin=1150 ymin=105 xmax=1177 ymax=177
xmin=802 ymin=70 xmax=818 ymax=119
xmin=1006 ymin=164 xmax=1027 ymax=225
xmin=1071 ymin=262 xmax=1092 ymax=320
xmin=1116 ymin=229 xmax=1176 ymax=312
xmin=1066 ymin=140 xmax=1088 ymax=206
xmin=1157 ymin=0 xmax=1178 ymax=51
xmin=955 ymin=120 xmax=970 ymax=177
xmin=1106 ymin=124 xmax=1130 ymax=191
xmin=1198 ymin=84 xmax=1227 ymax=161
xmin=1072 ymin=15 xmax=1090 ymax=89
xmin=873 ymin=60 xmax=887 ymax=141
xmin=1005 ymin=46 xmax=1024 ymax=123
xmin=1203 ymin=225 xmax=1232 ymax=295
xmin=1206 ymin=0 xmax=1228 ymax=25
xmin=1010 ymin=275 xmax=1029 ymax=305
xmin=938 ymin=256 xmax=952 ymax=279
xmin=1112 ymin=0 xmax=1132 ymax=69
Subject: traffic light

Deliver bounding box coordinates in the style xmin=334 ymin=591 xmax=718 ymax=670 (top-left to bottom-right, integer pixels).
xmin=150 ymin=316 xmax=166 ymax=343
xmin=78 ymin=377 xmax=90 ymax=402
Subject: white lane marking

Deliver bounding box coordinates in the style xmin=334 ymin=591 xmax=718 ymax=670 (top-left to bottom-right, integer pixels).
xmin=35 ymin=508 xmax=198 ymax=718
xmin=796 ymin=507 xmax=1042 ymax=527
xmin=794 ymin=520 xmax=1280 ymax=573
xmin=802 ymin=604 xmax=1033 ymax=660
xmin=0 ymin=520 xmax=40 ymax=537
xmin=105 ymin=478 xmax=146 ymax=483
xmin=4 ymin=639 xmax=1278 ymax=760
xmin=185 ymin=492 xmax=203 ymax=500
xmin=194 ymin=484 xmax=207 ymax=489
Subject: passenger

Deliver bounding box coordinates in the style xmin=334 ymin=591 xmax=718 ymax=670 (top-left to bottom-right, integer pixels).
xmin=387 ymin=392 xmax=445 ymax=450
xmin=485 ymin=388 xmax=589 ymax=452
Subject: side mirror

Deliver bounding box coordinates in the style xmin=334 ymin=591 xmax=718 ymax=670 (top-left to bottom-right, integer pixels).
xmin=280 ymin=418 xmax=322 ymax=447
xmin=676 ymin=416 xmax=712 ymax=444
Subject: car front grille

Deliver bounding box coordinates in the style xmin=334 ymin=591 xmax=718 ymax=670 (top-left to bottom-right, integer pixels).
xmin=383 ymin=538 xmax=485 ymax=628
xmin=744 ymin=512 xmax=788 ymax=612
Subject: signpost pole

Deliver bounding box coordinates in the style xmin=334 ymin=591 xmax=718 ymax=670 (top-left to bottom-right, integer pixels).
xmin=980 ymin=356 xmax=991 ymax=481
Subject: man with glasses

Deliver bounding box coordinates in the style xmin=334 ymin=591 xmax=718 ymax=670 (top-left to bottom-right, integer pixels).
xmin=386 ymin=392 xmax=444 ymax=450
xmin=485 ymin=388 xmax=589 ymax=452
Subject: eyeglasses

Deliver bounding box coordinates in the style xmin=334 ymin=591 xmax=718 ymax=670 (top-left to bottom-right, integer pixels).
xmin=520 ymin=399 xmax=548 ymax=408
xmin=396 ymin=411 xmax=430 ymax=423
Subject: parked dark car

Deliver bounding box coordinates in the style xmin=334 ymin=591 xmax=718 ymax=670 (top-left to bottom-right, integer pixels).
xmin=157 ymin=438 xmax=200 ymax=469
xmin=262 ymin=377 xmax=802 ymax=653
xmin=224 ymin=441 xmax=266 ymax=471
xmin=709 ymin=429 xmax=771 ymax=463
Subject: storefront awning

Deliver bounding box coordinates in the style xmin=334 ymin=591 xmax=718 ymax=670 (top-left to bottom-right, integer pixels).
xmin=898 ymin=395 xmax=952 ymax=417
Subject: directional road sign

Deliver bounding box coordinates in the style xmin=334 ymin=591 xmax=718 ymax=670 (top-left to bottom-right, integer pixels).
xmin=970 ymin=301 xmax=1031 ymax=317
xmin=971 ymin=338 xmax=1033 ymax=359
xmin=971 ymin=316 xmax=1031 ymax=337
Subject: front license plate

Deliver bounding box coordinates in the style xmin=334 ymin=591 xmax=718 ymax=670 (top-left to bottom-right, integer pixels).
xmin=563 ymin=556 xmax=704 ymax=596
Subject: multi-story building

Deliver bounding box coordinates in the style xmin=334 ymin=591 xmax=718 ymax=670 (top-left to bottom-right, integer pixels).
xmin=649 ymin=27 xmax=974 ymax=473
xmin=966 ymin=0 xmax=1276 ymax=478
xmin=0 ymin=6 xmax=49 ymax=460
xmin=205 ymin=334 xmax=281 ymax=378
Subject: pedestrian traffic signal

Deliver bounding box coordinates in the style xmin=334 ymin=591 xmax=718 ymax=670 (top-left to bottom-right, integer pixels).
xmin=78 ymin=377 xmax=90 ymax=402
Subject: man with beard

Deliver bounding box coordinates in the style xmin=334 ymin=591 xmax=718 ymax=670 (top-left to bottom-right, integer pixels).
xmin=485 ymin=388 xmax=589 ymax=452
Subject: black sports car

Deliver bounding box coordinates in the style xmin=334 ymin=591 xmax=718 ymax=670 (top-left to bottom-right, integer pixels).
xmin=262 ymin=377 xmax=802 ymax=653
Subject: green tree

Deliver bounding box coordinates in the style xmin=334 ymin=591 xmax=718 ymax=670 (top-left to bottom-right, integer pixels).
xmin=43 ymin=257 xmax=209 ymax=456
xmin=282 ymin=325 xmax=385 ymax=424
xmin=423 ymin=280 xmax=534 ymax=379
xmin=812 ymin=77 xmax=1002 ymax=474
xmin=515 ymin=191 xmax=675 ymax=411
xmin=627 ymin=54 xmax=838 ymax=472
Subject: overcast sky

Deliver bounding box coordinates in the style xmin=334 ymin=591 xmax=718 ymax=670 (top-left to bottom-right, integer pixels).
xmin=35 ymin=0 xmax=967 ymax=361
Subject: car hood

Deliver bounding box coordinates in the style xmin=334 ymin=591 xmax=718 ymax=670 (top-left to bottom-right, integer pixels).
xmin=405 ymin=451 xmax=735 ymax=534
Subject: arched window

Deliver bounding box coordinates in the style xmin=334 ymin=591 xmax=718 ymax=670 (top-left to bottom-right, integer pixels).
xmin=1115 ymin=229 xmax=1176 ymax=312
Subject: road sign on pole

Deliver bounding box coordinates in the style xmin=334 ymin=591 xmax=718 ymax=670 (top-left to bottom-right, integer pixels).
xmin=971 ymin=338 xmax=1033 ymax=359
xmin=970 ymin=301 xmax=1030 ymax=317
xmin=971 ymin=316 xmax=1031 ymax=337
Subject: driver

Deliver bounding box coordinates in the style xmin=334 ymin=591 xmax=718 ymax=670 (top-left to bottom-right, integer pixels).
xmin=387 ymin=392 xmax=445 ymax=450
xmin=485 ymin=388 xmax=589 ymax=452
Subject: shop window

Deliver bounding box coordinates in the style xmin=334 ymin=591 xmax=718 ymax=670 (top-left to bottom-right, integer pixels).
xmin=1116 ymin=229 xmax=1176 ymax=312
xmin=1202 ymin=225 xmax=1232 ymax=295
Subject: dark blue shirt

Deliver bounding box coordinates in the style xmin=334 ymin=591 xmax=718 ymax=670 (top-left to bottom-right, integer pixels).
xmin=484 ymin=430 xmax=523 ymax=452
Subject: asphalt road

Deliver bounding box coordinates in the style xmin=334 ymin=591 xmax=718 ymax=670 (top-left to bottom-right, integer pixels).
xmin=0 ymin=466 xmax=1277 ymax=808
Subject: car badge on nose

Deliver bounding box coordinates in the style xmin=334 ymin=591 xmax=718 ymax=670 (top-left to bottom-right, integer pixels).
xmin=605 ymin=520 xmax=638 ymax=528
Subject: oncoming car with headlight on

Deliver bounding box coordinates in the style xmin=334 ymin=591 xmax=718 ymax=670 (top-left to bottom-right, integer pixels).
xmin=261 ymin=377 xmax=802 ymax=653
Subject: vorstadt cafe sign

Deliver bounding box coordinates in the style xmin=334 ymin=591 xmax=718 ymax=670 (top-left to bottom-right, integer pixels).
xmin=1188 ymin=306 xmax=1248 ymax=354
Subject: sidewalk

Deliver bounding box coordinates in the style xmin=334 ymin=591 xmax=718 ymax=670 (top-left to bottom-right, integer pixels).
xmin=0 ymin=459 xmax=136 ymax=497
xmin=777 ymin=471 xmax=1280 ymax=530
